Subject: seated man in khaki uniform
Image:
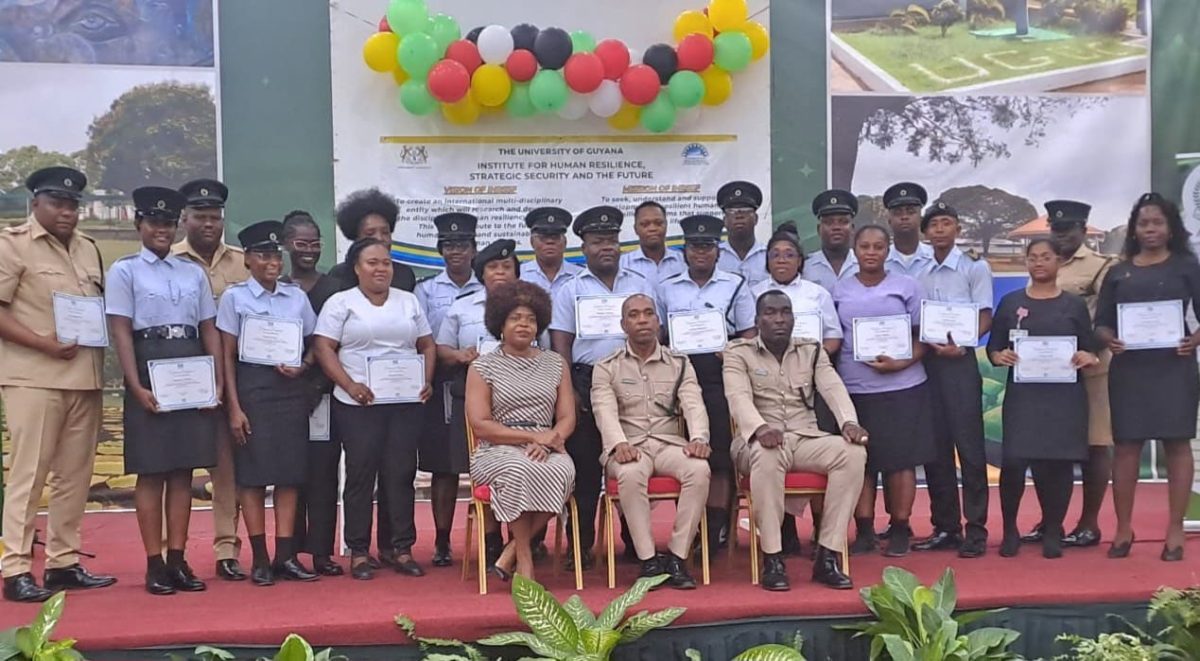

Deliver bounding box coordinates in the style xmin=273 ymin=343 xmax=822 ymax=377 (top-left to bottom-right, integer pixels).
xmin=724 ymin=290 xmax=868 ymax=591
xmin=590 ymin=294 xmax=710 ymax=589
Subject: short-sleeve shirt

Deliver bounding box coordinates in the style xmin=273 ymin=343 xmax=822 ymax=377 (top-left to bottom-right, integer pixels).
xmin=520 ymin=258 xmax=581 ymax=297
xmin=313 ymin=287 xmax=432 ymax=405
xmin=750 ymin=275 xmax=843 ymax=340
xmin=437 ymin=289 xmax=492 ymax=350
xmin=171 ymin=238 xmax=249 ymax=299
xmin=916 ymin=247 xmax=994 ymax=310
xmin=105 ymin=247 xmax=217 ymax=330
xmin=718 ymin=242 xmax=769 ymax=287
xmin=1057 ymin=245 xmax=1114 ymax=319
xmin=215 ymin=277 xmax=317 ymax=338
xmin=832 ymin=273 xmax=926 ymax=394
xmin=620 ymin=246 xmax=686 ymax=284
xmin=803 ymin=249 xmax=859 ymax=293
xmin=655 ymin=268 xmax=755 ymax=342
xmin=550 ymin=267 xmax=656 ymax=365
xmin=415 ymin=270 xmax=482 ymax=339
xmin=885 ymin=243 xmax=935 ymax=278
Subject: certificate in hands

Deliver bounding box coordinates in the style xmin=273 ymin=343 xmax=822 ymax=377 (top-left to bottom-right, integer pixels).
xmin=853 ymin=314 xmax=914 ymax=362
xmin=366 ymin=354 xmax=425 ymax=404
xmin=1118 ymin=300 xmax=1185 ymax=350
xmin=793 ymin=312 xmax=822 ymax=341
xmin=309 ymin=394 xmax=331 ymax=441
xmin=238 ymin=314 xmax=304 ymax=367
xmin=669 ymin=308 xmax=727 ymax=354
xmin=574 ymin=294 xmax=629 ymax=339
xmin=147 ymin=356 xmax=218 ymax=411
xmin=52 ymin=292 xmax=108 ymax=348
xmin=1013 ymin=336 xmax=1077 ymax=383
xmin=920 ymin=300 xmax=980 ymax=347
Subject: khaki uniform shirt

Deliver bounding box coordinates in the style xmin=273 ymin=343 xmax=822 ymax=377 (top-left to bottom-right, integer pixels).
xmin=1058 ymin=245 xmax=1114 ymax=375
xmin=0 ymin=218 xmax=104 ymax=390
xmin=723 ymin=337 xmax=858 ymax=453
xmin=171 ymin=238 xmax=249 ymax=299
xmin=590 ymin=342 xmax=709 ymax=455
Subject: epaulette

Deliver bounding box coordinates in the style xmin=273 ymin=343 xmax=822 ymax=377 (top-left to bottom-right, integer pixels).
xmin=224 ymin=244 xmax=244 ymax=255
xmin=115 ymin=253 xmax=139 ymax=263
xmin=725 ymin=337 xmax=756 ymax=351
xmin=1 ymin=224 xmax=29 ymax=235
xmin=415 ymin=274 xmax=435 ymax=286
xmin=595 ymin=349 xmax=622 ymax=366
xmin=621 ymin=268 xmax=646 ymax=279
xmin=454 ymin=289 xmax=475 ymax=300
xmin=76 ymin=230 xmax=97 ymax=244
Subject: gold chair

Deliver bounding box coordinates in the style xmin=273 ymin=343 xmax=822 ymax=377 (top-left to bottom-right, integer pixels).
xmin=599 ymin=475 xmax=711 ymax=589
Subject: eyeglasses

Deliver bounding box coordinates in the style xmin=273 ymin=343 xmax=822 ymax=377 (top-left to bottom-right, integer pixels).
xmin=289 ymin=240 xmax=323 ymax=251
xmin=723 ymin=208 xmax=755 ymax=218
xmin=768 ymin=250 xmax=800 ymax=260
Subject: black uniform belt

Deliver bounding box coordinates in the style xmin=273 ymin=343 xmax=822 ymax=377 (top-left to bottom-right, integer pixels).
xmin=135 ymin=325 xmax=198 ymax=340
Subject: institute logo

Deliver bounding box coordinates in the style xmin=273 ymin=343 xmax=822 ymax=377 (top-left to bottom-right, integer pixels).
xmin=681 ymin=143 xmax=709 ymax=166
xmin=398 ymin=145 xmax=430 ymax=167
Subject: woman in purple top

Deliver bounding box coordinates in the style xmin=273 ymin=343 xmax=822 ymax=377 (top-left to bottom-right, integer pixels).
xmin=833 ymin=225 xmax=936 ymax=558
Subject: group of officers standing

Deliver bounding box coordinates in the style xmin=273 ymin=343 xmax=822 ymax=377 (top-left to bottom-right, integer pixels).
xmin=0 ymin=162 xmax=1184 ymax=602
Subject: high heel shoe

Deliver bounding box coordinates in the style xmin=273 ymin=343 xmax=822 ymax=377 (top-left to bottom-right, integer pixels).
xmin=1160 ymin=545 xmax=1184 ymax=562
xmin=487 ymin=564 xmax=513 ymax=582
xmin=1107 ymin=535 xmax=1134 ymax=559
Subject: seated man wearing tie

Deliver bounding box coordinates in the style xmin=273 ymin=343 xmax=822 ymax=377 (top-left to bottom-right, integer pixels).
xmin=724 ymin=290 xmax=869 ymax=591
xmin=590 ymin=294 xmax=710 ymax=589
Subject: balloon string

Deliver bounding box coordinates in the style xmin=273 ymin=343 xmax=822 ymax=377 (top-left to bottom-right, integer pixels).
xmin=330 ymin=0 xmax=378 ymax=28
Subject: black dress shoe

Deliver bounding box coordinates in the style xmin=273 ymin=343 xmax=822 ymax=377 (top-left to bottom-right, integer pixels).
xmin=144 ymin=567 xmax=176 ymax=596
xmin=877 ymin=522 xmax=894 ymax=539
xmin=957 ymin=537 xmax=987 ymax=559
xmin=215 ymin=559 xmax=246 ymax=581
xmin=812 ymin=546 xmax=852 ymax=590
xmin=664 ymin=554 xmax=697 ymax=590
xmin=377 ymin=549 xmax=398 ymax=568
xmin=564 ymin=549 xmax=596 ymax=572
xmin=3 ymin=573 xmax=52 ymax=602
xmin=313 ymin=556 xmax=344 ymax=577
xmin=760 ymin=553 xmax=789 ymax=592
xmin=350 ymin=557 xmax=375 ymax=580
xmin=251 ymin=565 xmax=275 ymax=587
xmin=275 ymin=557 xmax=319 ymax=581
xmin=393 ymin=556 xmax=425 ymax=577
xmin=1000 ymin=531 xmax=1021 ymax=558
xmin=167 ymin=563 xmax=206 ymax=592
xmin=431 ymin=544 xmax=453 ymax=568
xmin=884 ymin=525 xmax=912 ymax=558
xmin=638 ymin=555 xmax=667 ymax=587
xmin=850 ymin=531 xmax=878 ymax=555
xmin=488 ymin=563 xmax=513 ymax=582
xmin=1020 ymin=523 xmax=1044 ymax=544
xmin=1063 ymin=528 xmax=1101 ymax=548
xmin=43 ymin=564 xmax=117 ymax=591
xmin=913 ymin=531 xmax=962 ymax=552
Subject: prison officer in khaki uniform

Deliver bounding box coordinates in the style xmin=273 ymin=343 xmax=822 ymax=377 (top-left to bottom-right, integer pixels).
xmin=724 ymin=290 xmax=868 ymax=592
xmin=0 ymin=167 xmax=117 ymax=602
xmin=171 ymin=178 xmax=250 ymax=581
xmin=591 ymin=294 xmax=710 ymax=589
xmin=1022 ymin=200 xmax=1115 ymax=548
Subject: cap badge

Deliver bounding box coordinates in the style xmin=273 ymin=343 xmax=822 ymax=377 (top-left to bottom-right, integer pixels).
xmin=698 ymin=224 xmax=706 ymax=232
xmin=200 ymin=187 xmax=209 ymax=196
xmin=899 ymin=189 xmax=907 ymax=196
xmin=734 ymin=188 xmax=743 ymax=196
xmin=547 ymin=214 xmax=555 ymax=221
xmin=600 ymin=213 xmax=609 ymax=221
xmin=501 ymin=248 xmax=510 ymax=256
xmin=937 ymin=201 xmax=945 ymax=209
xmin=830 ymin=196 xmax=837 ymax=204
xmin=269 ymin=232 xmax=278 ymax=242
xmin=64 ymin=178 xmax=72 ymax=187
xmin=156 ymin=200 xmax=166 ymax=209
xmin=1056 ymin=210 xmax=1063 ymax=218
xmin=450 ymin=222 xmax=458 ymax=231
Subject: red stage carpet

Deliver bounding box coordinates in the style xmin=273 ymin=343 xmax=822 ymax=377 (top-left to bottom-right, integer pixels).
xmin=0 ymin=484 xmax=1196 ymax=651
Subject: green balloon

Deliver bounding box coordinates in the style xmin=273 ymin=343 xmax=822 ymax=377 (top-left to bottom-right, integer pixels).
xmin=506 ymin=83 xmax=536 ymax=118
xmin=529 ymin=70 xmax=569 ymax=113
xmin=713 ymin=32 xmax=753 ymax=72
xmin=667 ymin=70 xmax=705 ymax=109
xmin=398 ymin=80 xmax=437 ymax=115
xmin=429 ymin=13 xmax=460 ymax=53
xmin=398 ymin=32 xmax=439 ymax=79
xmin=641 ymin=92 xmax=676 ymax=133
xmin=387 ymin=0 xmax=430 ymax=36
xmin=570 ymin=30 xmax=596 ymax=54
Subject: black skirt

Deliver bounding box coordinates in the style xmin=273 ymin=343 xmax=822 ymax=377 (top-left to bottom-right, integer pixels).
xmin=123 ymin=336 xmax=217 ymax=475
xmin=233 ymin=363 xmax=310 ymax=487
xmin=417 ymin=370 xmax=469 ymax=473
xmin=1109 ymin=350 xmax=1200 ymax=442
xmin=691 ymin=353 xmax=732 ymax=472
xmin=851 ymin=382 xmax=937 ymax=473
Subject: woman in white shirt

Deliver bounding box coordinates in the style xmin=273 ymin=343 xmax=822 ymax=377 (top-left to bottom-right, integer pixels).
xmin=313 ymin=238 xmax=436 ymax=580
xmin=750 ymin=227 xmax=843 ymax=355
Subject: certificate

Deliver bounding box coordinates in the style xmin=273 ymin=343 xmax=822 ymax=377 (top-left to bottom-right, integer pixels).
xmin=477 ymin=336 xmax=502 ymax=355
xmin=1014 ymin=336 xmax=1078 ymax=383
xmin=793 ymin=312 xmax=822 ymax=341
xmin=668 ymin=308 xmax=727 ymax=354
xmin=147 ymin=356 xmax=218 ymax=412
xmin=574 ymin=294 xmax=629 ymax=339
xmin=852 ymin=314 xmax=914 ymax=362
xmin=238 ymin=314 xmax=303 ymax=367
xmin=1118 ymin=300 xmax=1185 ymax=350
xmin=52 ymin=292 xmax=108 ymax=348
xmin=309 ymin=394 xmax=331 ymax=441
xmin=920 ymin=300 xmax=980 ymax=347
xmin=366 ymin=354 xmax=425 ymax=404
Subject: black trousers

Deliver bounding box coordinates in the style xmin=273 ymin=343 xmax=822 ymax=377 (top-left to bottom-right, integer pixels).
xmin=999 ymin=459 xmax=1073 ymax=536
xmin=923 ymin=353 xmax=989 ymax=540
xmin=566 ymin=366 xmax=603 ymax=551
xmin=333 ymin=400 xmax=422 ymax=556
xmin=295 ymin=432 xmax=341 ymax=557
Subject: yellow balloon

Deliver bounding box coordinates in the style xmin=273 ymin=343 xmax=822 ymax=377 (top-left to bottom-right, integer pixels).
xmin=708 ymin=0 xmax=748 ymax=32
xmin=392 ymin=66 xmax=410 ymax=86
xmin=607 ymin=103 xmax=641 ymax=131
xmin=442 ymin=94 xmax=481 ymax=125
xmin=739 ymin=21 xmax=770 ymax=60
xmin=673 ymin=10 xmax=713 ymax=42
xmin=362 ymin=32 xmax=400 ymax=73
xmin=471 ymin=64 xmax=513 ymax=108
xmin=700 ymin=67 xmax=733 ymax=106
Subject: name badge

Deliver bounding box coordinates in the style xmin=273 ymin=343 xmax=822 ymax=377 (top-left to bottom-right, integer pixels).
xmin=1009 ymin=329 xmax=1029 ymax=342
xmin=753 ymin=368 xmax=769 ymax=376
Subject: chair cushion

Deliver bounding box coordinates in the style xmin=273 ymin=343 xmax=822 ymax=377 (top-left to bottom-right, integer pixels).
xmin=738 ymin=472 xmax=828 ymax=491
xmin=472 ymin=484 xmax=492 ymax=503
xmin=605 ymin=476 xmax=683 ymax=496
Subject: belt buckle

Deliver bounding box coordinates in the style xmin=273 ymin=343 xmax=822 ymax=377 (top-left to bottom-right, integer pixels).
xmin=169 ymin=326 xmax=184 ymax=339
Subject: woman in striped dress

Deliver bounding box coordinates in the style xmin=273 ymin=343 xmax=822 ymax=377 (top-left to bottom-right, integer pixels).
xmin=466 ymin=281 xmax=576 ymax=581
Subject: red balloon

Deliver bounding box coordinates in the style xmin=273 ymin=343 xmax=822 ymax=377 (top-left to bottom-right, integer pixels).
xmin=594 ymin=39 xmax=630 ymax=81
xmin=676 ymin=34 xmax=714 ymax=72
xmin=506 ymin=49 xmax=538 ymax=82
xmin=427 ymin=59 xmax=470 ymax=103
xmin=378 ymin=15 xmax=390 ymax=32
xmin=563 ymin=53 xmax=604 ymax=93
xmin=619 ymin=64 xmax=661 ymax=106
xmin=445 ymin=39 xmax=483 ymax=74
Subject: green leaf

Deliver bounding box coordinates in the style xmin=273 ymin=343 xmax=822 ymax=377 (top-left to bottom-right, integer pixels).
xmin=478 ymin=632 xmax=568 ymax=660
xmin=194 ymin=645 xmax=237 ymax=661
xmin=29 ymin=592 xmax=66 ymax=651
xmin=511 ymin=574 xmax=580 ymax=653
xmin=879 ymin=634 xmax=916 ymax=661
xmin=868 ymin=635 xmax=885 ymax=661
xmin=15 ymin=629 xmax=34 ymax=659
xmin=965 ymin=627 xmax=1020 ymax=654
xmin=563 ymin=596 xmax=597 ymax=630
xmin=954 ymin=608 xmax=1005 ymax=628
xmin=931 ymin=568 xmax=958 ymax=618
xmin=579 ymin=627 xmax=622 ymax=656
xmin=731 ymin=643 xmax=807 ymax=661
xmin=881 ymin=567 xmax=921 ymax=610
xmin=596 ymin=575 xmax=669 ymax=630
xmin=617 ymin=607 xmax=686 ymax=644
xmin=684 ymin=649 xmax=703 ymax=661
xmin=274 ymin=634 xmax=314 ymax=661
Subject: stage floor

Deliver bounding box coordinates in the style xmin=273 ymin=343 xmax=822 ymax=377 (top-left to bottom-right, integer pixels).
xmin=0 ymin=484 xmax=1196 ymax=652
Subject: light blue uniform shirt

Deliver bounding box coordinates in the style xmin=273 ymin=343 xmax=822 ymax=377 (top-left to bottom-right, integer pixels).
xmin=916 ymin=247 xmax=994 ymax=310
xmin=717 ymin=242 xmax=769 ymax=288
xmin=105 ymin=247 xmax=216 ymax=330
xmin=885 ymin=242 xmax=935 ymax=278
xmin=437 ymin=288 xmax=549 ymax=350
xmin=415 ymin=270 xmax=482 ymax=339
xmin=619 ymin=246 xmax=686 ymax=284
xmin=215 ymin=277 xmax=317 ymax=338
xmin=656 ymin=268 xmax=755 ymax=342
xmin=803 ymin=249 xmax=859 ymax=293
xmin=550 ymin=267 xmax=655 ymax=365
xmin=520 ymin=258 xmax=581 ymax=298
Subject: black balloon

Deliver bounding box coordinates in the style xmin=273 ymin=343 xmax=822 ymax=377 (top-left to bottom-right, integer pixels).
xmin=511 ymin=23 xmax=539 ymax=52
xmin=533 ymin=27 xmax=572 ymax=70
xmin=466 ymin=26 xmax=484 ymax=43
xmin=643 ymin=43 xmax=678 ymax=85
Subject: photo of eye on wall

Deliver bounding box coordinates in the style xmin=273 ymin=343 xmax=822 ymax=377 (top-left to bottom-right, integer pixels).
xmin=829 ymin=0 xmax=1147 ymax=94
xmin=0 ymin=0 xmax=214 ymax=67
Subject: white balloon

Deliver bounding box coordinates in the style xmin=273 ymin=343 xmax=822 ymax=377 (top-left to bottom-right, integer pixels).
xmin=677 ymin=105 xmax=702 ymax=129
xmin=477 ymin=25 xmax=514 ymax=64
xmin=628 ymin=46 xmax=643 ymax=67
xmin=558 ymin=93 xmax=590 ymax=120
xmin=588 ymin=80 xmax=623 ymax=118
